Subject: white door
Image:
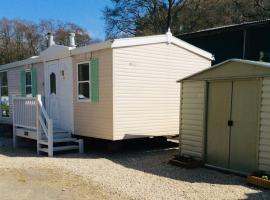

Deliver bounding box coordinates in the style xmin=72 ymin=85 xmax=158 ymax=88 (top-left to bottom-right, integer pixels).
xmin=44 ymin=59 xmax=73 ymax=131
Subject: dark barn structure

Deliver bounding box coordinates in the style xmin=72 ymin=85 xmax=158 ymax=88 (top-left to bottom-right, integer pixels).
xmin=179 ymin=19 xmax=270 ymax=64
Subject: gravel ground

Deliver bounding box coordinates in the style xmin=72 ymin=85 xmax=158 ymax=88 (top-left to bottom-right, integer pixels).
xmin=0 ymin=136 xmax=270 ymax=200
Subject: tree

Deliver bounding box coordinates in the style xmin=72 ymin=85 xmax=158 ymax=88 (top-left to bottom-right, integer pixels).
xmin=232 ymin=0 xmax=270 ymax=20
xmin=103 ymin=0 xmax=184 ymax=39
xmin=104 ymin=0 xmax=270 ymax=38
xmin=166 ymin=0 xmax=185 ymax=29
xmin=178 ymin=0 xmax=270 ymax=33
xmin=0 ymin=18 xmax=92 ymax=65
xmin=38 ymin=20 xmax=91 ymax=50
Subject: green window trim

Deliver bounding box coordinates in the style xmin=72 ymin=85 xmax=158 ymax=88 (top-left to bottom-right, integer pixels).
xmin=31 ymin=68 xmax=38 ymax=97
xmin=77 ymin=59 xmax=99 ymax=102
xmin=20 ymin=70 xmax=26 ymax=97
xmin=90 ymin=58 xmax=99 ymax=102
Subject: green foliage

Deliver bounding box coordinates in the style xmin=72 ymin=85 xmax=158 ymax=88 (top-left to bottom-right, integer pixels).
xmin=1 ymin=101 xmax=9 ymax=117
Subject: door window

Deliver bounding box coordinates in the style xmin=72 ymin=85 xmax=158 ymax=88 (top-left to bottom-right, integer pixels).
xmin=50 ymin=72 xmax=56 ymax=94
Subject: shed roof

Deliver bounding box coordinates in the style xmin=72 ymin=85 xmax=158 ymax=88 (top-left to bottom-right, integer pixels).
xmin=0 ymin=32 xmax=214 ymax=71
xmin=179 ymin=18 xmax=270 ymax=38
xmin=177 ymin=59 xmax=270 ymax=82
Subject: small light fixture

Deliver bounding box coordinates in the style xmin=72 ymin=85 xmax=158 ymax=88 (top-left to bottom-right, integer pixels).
xmin=60 ymin=70 xmax=65 ymax=80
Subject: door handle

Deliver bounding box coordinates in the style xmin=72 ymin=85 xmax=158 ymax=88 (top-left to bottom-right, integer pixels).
xmin=228 ymin=120 xmax=233 ymax=126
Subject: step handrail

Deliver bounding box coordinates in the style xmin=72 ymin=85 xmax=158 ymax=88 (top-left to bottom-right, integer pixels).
xmin=37 ymin=95 xmax=53 ymax=157
xmin=37 ymin=96 xmax=50 ymax=122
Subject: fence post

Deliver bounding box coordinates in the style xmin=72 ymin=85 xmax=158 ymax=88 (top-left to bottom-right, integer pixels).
xmin=48 ymin=119 xmax=53 ymax=157
xmin=36 ymin=95 xmax=41 ymax=155
xmin=12 ymin=95 xmax=17 ymax=148
xmin=78 ymin=139 xmax=84 ymax=154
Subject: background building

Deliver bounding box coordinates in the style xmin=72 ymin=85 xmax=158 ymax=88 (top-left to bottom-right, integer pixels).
xmin=179 ymin=19 xmax=270 ymax=64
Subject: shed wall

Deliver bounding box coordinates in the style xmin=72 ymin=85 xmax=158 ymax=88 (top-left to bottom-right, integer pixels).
xmin=180 ymin=81 xmax=206 ymax=159
xmin=113 ymin=43 xmax=211 ymax=140
xmin=259 ymin=78 xmax=270 ymax=172
xmin=72 ymin=48 xmax=113 ymax=139
xmin=181 ymin=77 xmax=270 ymax=172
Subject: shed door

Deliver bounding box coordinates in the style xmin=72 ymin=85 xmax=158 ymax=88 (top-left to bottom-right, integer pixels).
xmin=229 ymin=80 xmax=260 ymax=173
xmin=207 ymin=81 xmax=232 ymax=168
xmin=206 ymin=79 xmax=260 ymax=173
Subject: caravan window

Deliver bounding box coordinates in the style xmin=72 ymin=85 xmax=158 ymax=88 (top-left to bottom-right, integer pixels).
xmin=0 ymin=72 xmax=9 ymax=117
xmin=25 ymin=71 xmax=32 ymax=96
xmin=77 ymin=63 xmax=90 ymax=100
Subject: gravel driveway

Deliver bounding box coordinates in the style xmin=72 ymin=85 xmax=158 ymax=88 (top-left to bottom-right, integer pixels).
xmin=0 ymin=136 xmax=269 ymax=200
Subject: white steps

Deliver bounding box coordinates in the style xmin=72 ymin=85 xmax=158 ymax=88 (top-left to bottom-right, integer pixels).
xmin=39 ymin=137 xmax=78 ymax=145
xmin=37 ymin=130 xmax=84 ymax=157
xmin=12 ymin=96 xmax=84 ymax=157
xmin=39 ymin=145 xmax=80 ymax=153
xmin=14 ymin=127 xmax=84 ymax=156
xmin=41 ymin=133 xmax=72 ymax=140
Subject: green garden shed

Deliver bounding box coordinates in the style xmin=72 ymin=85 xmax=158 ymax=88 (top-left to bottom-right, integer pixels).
xmin=178 ymin=59 xmax=270 ymax=174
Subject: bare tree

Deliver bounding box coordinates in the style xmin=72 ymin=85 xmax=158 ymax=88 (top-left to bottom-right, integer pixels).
xmin=166 ymin=0 xmax=185 ymax=29
xmin=0 ymin=19 xmax=14 ymax=64
xmin=0 ymin=18 xmax=92 ymax=65
xmin=104 ymin=0 xmax=270 ymax=38
xmin=103 ymin=0 xmax=184 ymax=39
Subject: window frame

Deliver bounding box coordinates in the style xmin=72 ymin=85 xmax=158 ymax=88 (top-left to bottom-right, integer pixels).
xmin=25 ymin=70 xmax=32 ymax=97
xmin=77 ymin=62 xmax=91 ymax=102
xmin=0 ymin=71 xmax=9 ymax=118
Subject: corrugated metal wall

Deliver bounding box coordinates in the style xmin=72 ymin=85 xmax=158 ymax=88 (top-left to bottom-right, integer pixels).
xmin=180 ymin=81 xmax=206 ymax=159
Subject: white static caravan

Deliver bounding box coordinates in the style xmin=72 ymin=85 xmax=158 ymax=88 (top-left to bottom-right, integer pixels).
xmin=0 ymin=31 xmax=213 ymax=156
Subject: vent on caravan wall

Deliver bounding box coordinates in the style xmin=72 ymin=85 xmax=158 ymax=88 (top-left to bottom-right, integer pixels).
xmin=47 ymin=32 xmax=55 ymax=47
xmin=69 ymin=33 xmax=76 ymax=48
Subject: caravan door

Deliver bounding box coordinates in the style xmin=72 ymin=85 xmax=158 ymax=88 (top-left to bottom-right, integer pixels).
xmin=44 ymin=58 xmax=73 ymax=132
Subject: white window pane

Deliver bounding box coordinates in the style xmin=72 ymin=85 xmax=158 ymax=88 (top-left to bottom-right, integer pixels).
xmin=0 ymin=72 xmax=8 ymax=86
xmin=26 ymin=72 xmax=32 ymax=85
xmin=78 ymin=63 xmax=89 ymax=81
xmin=26 ymin=86 xmax=32 ymax=95
xmin=78 ymin=82 xmax=90 ymax=100
xmin=1 ymin=87 xmax=8 ymax=96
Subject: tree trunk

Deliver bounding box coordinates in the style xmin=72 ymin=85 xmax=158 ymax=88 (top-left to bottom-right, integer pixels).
xmin=167 ymin=0 xmax=173 ymax=30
